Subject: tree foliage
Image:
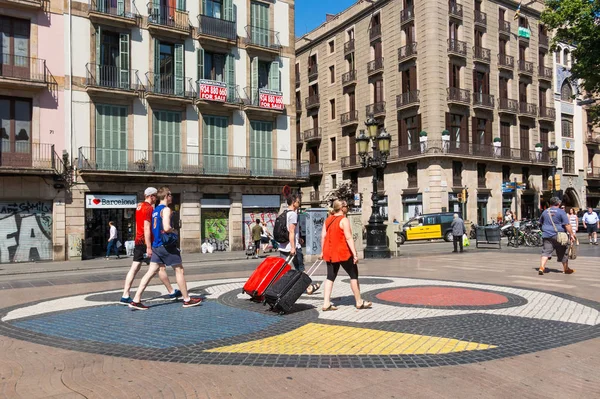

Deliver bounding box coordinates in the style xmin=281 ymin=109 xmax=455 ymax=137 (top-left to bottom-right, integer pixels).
xmin=326 ymin=181 xmax=356 ymax=206
xmin=541 ymin=0 xmax=600 ymax=124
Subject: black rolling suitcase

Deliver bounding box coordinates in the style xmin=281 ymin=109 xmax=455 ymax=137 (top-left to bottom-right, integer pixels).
xmin=264 ymin=260 xmax=322 ymax=314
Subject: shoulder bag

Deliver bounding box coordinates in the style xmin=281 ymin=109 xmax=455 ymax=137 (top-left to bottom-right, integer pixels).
xmin=548 ymin=210 xmax=569 ymax=246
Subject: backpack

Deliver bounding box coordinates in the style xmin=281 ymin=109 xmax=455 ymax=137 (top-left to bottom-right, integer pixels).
xmin=273 ymin=210 xmax=290 ymax=243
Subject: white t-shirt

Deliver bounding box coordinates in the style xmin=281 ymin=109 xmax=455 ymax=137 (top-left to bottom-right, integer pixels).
xmin=109 ymin=225 xmax=117 ymax=240
xmin=279 ymin=210 xmax=300 ymax=252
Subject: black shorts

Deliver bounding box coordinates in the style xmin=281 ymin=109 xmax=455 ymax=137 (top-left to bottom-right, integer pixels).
xmin=133 ymin=244 xmax=147 ymax=262
xmin=260 ymin=237 xmax=269 ymax=244
xmin=254 ymin=240 xmax=261 ymax=250
xmin=586 ymin=224 xmax=598 ymax=234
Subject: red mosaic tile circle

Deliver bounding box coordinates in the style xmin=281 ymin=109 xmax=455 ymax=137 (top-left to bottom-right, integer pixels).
xmin=376 ymin=286 xmax=509 ymax=307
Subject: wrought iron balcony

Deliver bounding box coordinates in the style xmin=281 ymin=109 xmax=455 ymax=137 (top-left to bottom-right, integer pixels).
xmin=449 ymin=2 xmax=463 ymax=19
xmin=539 ymin=106 xmax=556 ymax=121
xmin=344 ymin=39 xmax=355 ymax=55
xmin=398 ymin=42 xmax=417 ymax=62
xmin=147 ymin=3 xmax=190 ymax=34
xmin=396 ymin=90 xmax=420 ymax=109
xmin=453 ymin=175 xmax=462 ymax=187
xmin=89 ymin=0 xmax=140 ymax=25
xmin=588 ymin=167 xmax=600 ymax=179
xmin=241 ymin=87 xmax=284 ymax=111
xmin=539 ymin=34 xmax=549 ymax=49
xmin=341 ymin=154 xmax=361 ymax=170
xmin=446 ymin=87 xmax=470 ymax=104
xmin=0 ymin=0 xmax=43 ymax=9
xmin=302 ymin=127 xmax=322 ymax=142
xmin=340 ymin=110 xmax=359 ymax=126
xmin=369 ymin=24 xmax=382 ymax=41
xmin=145 ymin=72 xmax=196 ymax=100
xmin=473 ymin=92 xmax=495 ymax=109
xmin=474 ymin=10 xmax=487 ymax=26
xmin=538 ymin=66 xmax=552 ymax=81
xmin=342 ymin=70 xmax=357 ymax=86
xmin=0 ymin=53 xmax=51 ymax=86
xmin=477 ymin=176 xmax=487 ymax=188
xmin=0 ymin=143 xmax=63 ymax=173
xmin=308 ymin=64 xmax=318 ymax=79
xmin=366 ymin=101 xmax=386 ymax=117
xmin=448 ymin=39 xmax=467 ymax=56
xmin=518 ymin=60 xmax=534 ymax=75
xmin=400 ymin=7 xmax=414 ymax=24
xmin=367 ymin=57 xmax=384 ymax=75
xmin=309 ymin=163 xmax=323 ymax=175
xmin=473 ymin=46 xmax=491 ymax=63
xmin=498 ymin=97 xmax=518 ymax=113
xmin=196 ymin=81 xmax=241 ymax=105
xmin=586 ymin=133 xmax=600 ymax=145
xmin=407 ymin=176 xmax=418 ymax=188
xmin=498 ymin=53 xmax=514 ymax=69
xmin=197 ymin=13 xmax=236 ymax=41
xmin=305 ymin=94 xmax=320 ymax=109
xmin=245 ymin=25 xmax=282 ymax=52
xmin=499 ymin=19 xmax=511 ymax=35
xmin=85 ymin=63 xmax=143 ymax=93
xmin=519 ymin=102 xmax=538 ymax=117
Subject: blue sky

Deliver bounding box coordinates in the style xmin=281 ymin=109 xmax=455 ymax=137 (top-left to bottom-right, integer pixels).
xmin=295 ymin=0 xmax=357 ymax=37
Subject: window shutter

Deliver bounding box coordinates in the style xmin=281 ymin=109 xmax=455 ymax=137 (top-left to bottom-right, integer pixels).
xmin=118 ymin=106 xmax=127 ymax=169
xmin=95 ymin=105 xmax=104 ymax=167
xmin=174 ymin=43 xmax=184 ymax=96
xmin=177 ymin=0 xmax=186 ymax=11
xmin=461 ymin=114 xmax=468 ymax=143
xmin=409 ymin=65 xmax=417 ymax=92
xmin=224 ymin=0 xmax=234 ymax=21
xmin=448 ymin=61 xmax=454 ymax=87
xmin=225 ymin=52 xmax=235 ymax=102
xmin=472 ymin=117 xmax=477 ymax=144
xmin=173 ymin=112 xmax=181 ymax=172
xmin=200 ymin=0 xmax=206 ymax=14
xmin=400 ymin=117 xmax=407 ymax=146
xmin=485 ymin=118 xmax=492 ymax=144
xmin=119 ymin=33 xmax=129 ymax=89
xmin=117 ymin=0 xmax=124 ymax=15
xmin=251 ymin=56 xmax=259 ymax=103
xmin=269 ymin=60 xmax=280 ymax=91
xmin=154 ymin=39 xmax=161 ymax=92
xmin=95 ymin=25 xmax=102 ymax=81
xmin=445 ymin=112 xmax=451 ymax=131
xmin=197 ymin=47 xmax=204 ymax=81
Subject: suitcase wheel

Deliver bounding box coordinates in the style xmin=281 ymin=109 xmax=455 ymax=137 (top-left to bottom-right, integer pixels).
xmin=278 ymin=311 xmax=285 ymax=316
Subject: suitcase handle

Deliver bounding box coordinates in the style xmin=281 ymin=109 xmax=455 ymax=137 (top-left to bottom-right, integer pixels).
xmin=305 ymin=259 xmax=323 ymax=277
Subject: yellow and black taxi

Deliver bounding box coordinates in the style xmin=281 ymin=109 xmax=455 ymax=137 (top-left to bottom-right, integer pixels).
xmin=396 ymin=212 xmax=458 ymax=244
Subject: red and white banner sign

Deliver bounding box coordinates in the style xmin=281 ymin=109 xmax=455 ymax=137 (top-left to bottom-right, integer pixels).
xmin=198 ymin=80 xmax=228 ymax=102
xmin=259 ymin=89 xmax=284 ymax=110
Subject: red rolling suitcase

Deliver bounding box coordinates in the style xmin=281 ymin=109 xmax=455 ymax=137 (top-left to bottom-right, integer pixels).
xmin=243 ymin=255 xmax=292 ymax=301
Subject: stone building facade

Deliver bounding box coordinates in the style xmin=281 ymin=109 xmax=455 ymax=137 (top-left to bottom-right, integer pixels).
xmin=295 ymin=0 xmax=556 ymax=225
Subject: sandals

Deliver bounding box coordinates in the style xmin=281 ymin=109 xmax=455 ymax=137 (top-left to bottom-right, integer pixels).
xmin=538 ymin=268 xmax=545 ymax=275
xmin=306 ymin=283 xmax=321 ymax=295
xmin=356 ymin=301 xmax=372 ymax=309
xmin=563 ymin=268 xmax=575 ymax=274
xmin=322 ymin=304 xmax=338 ymax=312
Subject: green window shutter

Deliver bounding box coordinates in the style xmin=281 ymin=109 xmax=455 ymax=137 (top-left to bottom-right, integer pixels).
xmin=95 ymin=105 xmax=104 ymax=167
xmin=177 ymin=0 xmax=186 ymax=11
xmin=200 ymin=0 xmax=206 ymax=14
xmin=250 ymin=121 xmax=272 ymax=175
xmin=197 ymin=47 xmax=204 ymax=81
xmin=154 ymin=39 xmax=161 ymax=92
xmin=225 ymin=53 xmax=235 ymax=102
xmin=203 ymin=115 xmax=228 ymax=174
xmin=117 ymin=0 xmax=124 ymax=16
xmin=251 ymin=2 xmax=269 ymax=46
xmin=119 ymin=33 xmax=129 ymax=90
xmin=251 ymin=56 xmax=258 ymax=104
xmin=95 ymin=25 xmax=102 ymax=82
xmin=269 ymin=60 xmax=280 ymax=91
xmin=224 ymin=0 xmax=233 ymax=21
xmin=174 ymin=43 xmax=184 ymax=96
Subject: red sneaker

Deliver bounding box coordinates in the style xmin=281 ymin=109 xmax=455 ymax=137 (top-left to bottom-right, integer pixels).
xmin=128 ymin=301 xmax=149 ymax=310
xmin=182 ymin=297 xmax=203 ymax=308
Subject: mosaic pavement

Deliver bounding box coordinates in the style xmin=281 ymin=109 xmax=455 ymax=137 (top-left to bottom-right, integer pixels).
xmin=1 ymin=275 xmax=599 ymax=369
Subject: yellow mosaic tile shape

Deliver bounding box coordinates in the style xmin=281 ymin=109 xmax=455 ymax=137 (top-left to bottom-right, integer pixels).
xmin=206 ymin=323 xmax=497 ymax=355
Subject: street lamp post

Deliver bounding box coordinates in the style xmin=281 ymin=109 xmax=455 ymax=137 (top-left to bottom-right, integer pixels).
xmin=548 ymin=143 xmax=559 ymax=197
xmin=357 ymin=115 xmax=392 ymax=258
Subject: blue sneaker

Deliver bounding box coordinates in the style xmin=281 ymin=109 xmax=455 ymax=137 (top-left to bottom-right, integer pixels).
xmin=119 ymin=297 xmax=132 ymax=305
xmin=168 ymin=289 xmax=182 ymax=300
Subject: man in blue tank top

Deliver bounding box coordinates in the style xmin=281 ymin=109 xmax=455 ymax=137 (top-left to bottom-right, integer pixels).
xmin=129 ymin=186 xmax=202 ymax=310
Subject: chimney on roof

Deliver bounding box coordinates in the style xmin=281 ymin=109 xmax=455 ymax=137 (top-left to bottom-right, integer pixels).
xmin=325 ymin=13 xmax=337 ymax=22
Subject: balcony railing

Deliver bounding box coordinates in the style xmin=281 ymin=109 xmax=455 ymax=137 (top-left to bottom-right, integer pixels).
xmin=473 ymin=92 xmax=495 ymax=108
xmin=499 ymin=20 xmax=511 ymax=35
xmin=498 ymin=53 xmax=514 ymax=69
xmin=145 ymin=72 xmax=196 ymax=98
xmin=396 ymin=90 xmax=420 ymax=108
xmin=398 ymin=42 xmax=417 ymax=62
xmin=366 ymin=101 xmax=386 ymax=116
xmin=519 ymin=102 xmax=538 ymax=116
xmin=0 ymin=53 xmax=49 ymax=83
xmin=474 ymin=10 xmax=487 ymax=26
xmin=400 ymin=7 xmax=414 ymax=24
xmin=447 ymin=87 xmax=470 ymax=104
xmin=587 ymin=133 xmax=600 ymax=144
xmin=197 ymin=14 xmax=236 ymax=41
xmin=245 ymin=25 xmax=282 ymax=51
xmin=477 ymin=177 xmax=487 ymax=188
xmin=305 ymin=94 xmax=320 ymax=109
xmin=309 ymin=163 xmax=323 ymax=175
xmin=538 ymin=66 xmax=552 ymax=80
xmin=86 ymin=63 xmax=143 ymax=91
xmin=518 ymin=60 xmax=534 ymax=75
xmin=344 ymin=39 xmax=355 ymax=55
xmin=473 ymin=46 xmax=491 ymax=62
xmin=196 ymin=81 xmax=241 ymax=104
xmin=539 ymin=34 xmax=549 ymax=48
xmin=341 ymin=154 xmax=361 ymax=169
xmin=0 ymin=142 xmax=61 ymax=171
xmin=342 ymin=70 xmax=357 ymax=85
xmin=449 ymin=2 xmax=463 ymax=18
xmin=309 ymin=190 xmax=321 ymax=202
xmin=340 ymin=110 xmax=359 ymax=126
xmin=588 ymin=167 xmax=600 ymax=179
xmin=453 ymin=175 xmax=462 ymax=187
xmin=369 ymin=24 xmax=382 ymax=41
xmin=499 ymin=97 xmax=518 ymax=113
xmin=77 ymin=147 xmax=309 ymax=178
xmin=308 ymin=64 xmax=318 ymax=79
xmin=407 ymin=176 xmax=418 ymax=188
xmin=147 ymin=3 xmax=190 ymax=32
xmin=90 ymin=0 xmax=140 ymax=20
xmin=302 ymin=127 xmax=322 ymax=142
xmin=539 ymin=106 xmax=556 ymax=120
xmin=242 ymin=87 xmax=284 ymax=110
xmin=367 ymin=57 xmax=384 ymax=74
xmin=448 ymin=39 xmax=467 ymax=56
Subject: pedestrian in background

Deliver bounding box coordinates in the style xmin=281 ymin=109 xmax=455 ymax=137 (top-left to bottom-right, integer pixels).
xmin=320 ymin=200 xmax=369 ymax=311
xmin=582 ymin=207 xmax=599 ymax=245
xmin=451 ymin=213 xmax=466 ymax=253
xmin=538 ymin=197 xmax=576 ymax=275
xmin=568 ymin=208 xmax=580 ymax=246
xmin=260 ymin=222 xmax=271 ymax=253
xmin=251 ymin=219 xmax=262 ymax=259
xmin=106 ymin=221 xmax=120 ymax=260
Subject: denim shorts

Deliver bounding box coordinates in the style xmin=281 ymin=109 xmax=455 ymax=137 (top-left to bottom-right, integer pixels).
xmin=150 ymin=245 xmax=182 ymax=267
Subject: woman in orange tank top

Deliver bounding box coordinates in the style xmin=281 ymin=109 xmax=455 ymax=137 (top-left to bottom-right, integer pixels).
xmin=320 ymin=200 xmax=372 ymax=311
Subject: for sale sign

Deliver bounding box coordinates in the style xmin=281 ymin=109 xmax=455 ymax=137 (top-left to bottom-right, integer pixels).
xmin=198 ymin=80 xmax=228 ymax=102
xmin=259 ymin=89 xmax=284 ymax=110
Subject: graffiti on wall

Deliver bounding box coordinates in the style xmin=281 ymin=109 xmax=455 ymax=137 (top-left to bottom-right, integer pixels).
xmin=0 ymin=201 xmax=53 ymax=263
xmin=243 ymin=209 xmax=278 ymax=248
xmin=202 ymin=209 xmax=230 ymax=251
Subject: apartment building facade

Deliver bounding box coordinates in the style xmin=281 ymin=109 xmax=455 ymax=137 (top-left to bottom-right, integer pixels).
xmin=0 ymin=0 xmax=67 ymax=263
xmin=296 ymin=0 xmax=556 ymax=226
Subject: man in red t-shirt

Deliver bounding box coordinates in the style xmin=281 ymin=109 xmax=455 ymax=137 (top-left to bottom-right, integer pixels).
xmin=119 ymin=187 xmax=181 ymax=304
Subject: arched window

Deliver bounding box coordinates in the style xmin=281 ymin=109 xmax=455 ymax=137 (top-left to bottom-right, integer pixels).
xmin=561 ymin=82 xmax=573 ymax=102
xmin=563 ymin=49 xmax=570 ymax=67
